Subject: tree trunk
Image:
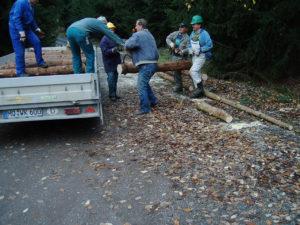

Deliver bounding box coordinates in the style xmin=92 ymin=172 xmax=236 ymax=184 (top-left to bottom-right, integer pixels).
xmin=204 ymin=90 xmax=294 ymax=130
xmin=118 ymin=60 xmax=192 ymax=74
xmin=0 ymin=65 xmax=80 ymax=77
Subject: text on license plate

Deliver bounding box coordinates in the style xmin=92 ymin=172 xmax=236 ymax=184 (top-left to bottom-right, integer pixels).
xmin=3 ymin=108 xmax=43 ymax=119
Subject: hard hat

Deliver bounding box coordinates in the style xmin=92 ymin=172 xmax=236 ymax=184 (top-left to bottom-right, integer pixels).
xmin=97 ymin=16 xmax=107 ymax=24
xmin=191 ymin=15 xmax=203 ymax=25
xmin=107 ymin=22 xmax=116 ymax=29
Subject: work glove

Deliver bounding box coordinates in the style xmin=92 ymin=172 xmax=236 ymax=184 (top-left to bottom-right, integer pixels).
xmin=169 ymin=42 xmax=175 ymax=49
xmin=117 ymin=44 xmax=125 ymax=52
xmin=194 ymin=50 xmax=200 ymax=56
xmin=36 ymin=28 xmax=45 ymax=39
xmin=174 ymin=48 xmax=183 ymax=56
xmin=111 ymin=47 xmax=118 ymax=53
xmin=19 ymin=31 xmax=26 ymax=42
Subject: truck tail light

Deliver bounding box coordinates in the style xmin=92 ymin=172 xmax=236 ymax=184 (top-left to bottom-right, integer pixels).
xmin=64 ymin=107 xmax=81 ymax=115
xmin=85 ymin=106 xmax=96 ymax=113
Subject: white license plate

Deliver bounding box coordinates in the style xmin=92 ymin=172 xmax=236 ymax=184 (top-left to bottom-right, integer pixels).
xmin=3 ymin=108 xmax=43 ymax=119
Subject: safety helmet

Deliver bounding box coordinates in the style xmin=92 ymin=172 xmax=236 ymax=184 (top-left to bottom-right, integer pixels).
xmin=191 ymin=15 xmax=203 ymax=25
xmin=107 ymin=22 xmax=116 ymax=29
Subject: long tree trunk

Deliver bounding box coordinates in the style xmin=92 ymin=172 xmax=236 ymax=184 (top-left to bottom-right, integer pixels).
xmin=118 ymin=60 xmax=192 ymax=74
xmin=204 ymin=90 xmax=293 ymax=130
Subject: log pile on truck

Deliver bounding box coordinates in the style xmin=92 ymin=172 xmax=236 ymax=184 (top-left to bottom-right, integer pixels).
xmin=0 ymin=49 xmax=85 ymax=77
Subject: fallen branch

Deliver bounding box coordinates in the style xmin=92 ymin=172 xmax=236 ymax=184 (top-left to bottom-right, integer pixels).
xmin=204 ymin=90 xmax=293 ymax=130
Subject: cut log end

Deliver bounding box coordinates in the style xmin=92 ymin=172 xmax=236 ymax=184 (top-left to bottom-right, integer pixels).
xmin=195 ymin=100 xmax=233 ymax=123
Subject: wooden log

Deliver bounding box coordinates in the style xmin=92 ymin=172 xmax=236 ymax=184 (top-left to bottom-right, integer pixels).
xmin=118 ymin=60 xmax=192 ymax=74
xmin=156 ymin=72 xmax=233 ymax=123
xmin=0 ymin=65 xmax=78 ymax=77
xmin=156 ymin=72 xmax=175 ymax=83
xmin=194 ymin=100 xmax=233 ymax=123
xmin=204 ymin=90 xmax=294 ymax=130
xmin=0 ymin=59 xmax=77 ymax=70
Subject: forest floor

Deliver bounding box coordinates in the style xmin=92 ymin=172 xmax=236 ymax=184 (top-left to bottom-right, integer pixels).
xmin=0 ymin=49 xmax=299 ymax=225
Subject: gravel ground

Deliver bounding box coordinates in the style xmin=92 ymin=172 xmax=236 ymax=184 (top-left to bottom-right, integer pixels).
xmin=0 ymin=69 xmax=299 ymax=225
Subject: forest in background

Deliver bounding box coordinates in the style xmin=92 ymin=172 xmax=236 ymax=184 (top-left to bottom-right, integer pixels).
xmin=0 ymin=0 xmax=299 ymax=81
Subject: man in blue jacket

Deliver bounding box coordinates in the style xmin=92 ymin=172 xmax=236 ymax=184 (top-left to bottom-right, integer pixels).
xmin=189 ymin=15 xmax=213 ymax=98
xmin=9 ymin=0 xmax=48 ymax=77
xmin=66 ymin=18 xmax=124 ymax=74
xmin=100 ymin=22 xmax=121 ymax=101
xmin=125 ymin=18 xmax=159 ymax=115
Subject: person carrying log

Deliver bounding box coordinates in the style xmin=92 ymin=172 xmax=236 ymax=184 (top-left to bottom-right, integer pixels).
xmin=189 ymin=15 xmax=213 ymax=98
xmin=125 ymin=18 xmax=159 ymax=115
xmin=66 ymin=17 xmax=124 ymax=74
xmin=100 ymin=22 xmax=122 ymax=102
xmin=9 ymin=0 xmax=48 ymax=77
xmin=166 ymin=22 xmax=190 ymax=93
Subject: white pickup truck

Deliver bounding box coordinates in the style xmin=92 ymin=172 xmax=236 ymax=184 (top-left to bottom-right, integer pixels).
xmin=0 ymin=47 xmax=103 ymax=124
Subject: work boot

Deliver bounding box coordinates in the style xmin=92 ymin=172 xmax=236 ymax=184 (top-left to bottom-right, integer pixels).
xmin=173 ymin=71 xmax=183 ymax=93
xmin=109 ymin=95 xmax=121 ymax=102
xmin=173 ymin=84 xmax=183 ymax=93
xmin=135 ymin=110 xmax=149 ymax=116
xmin=38 ymin=63 xmax=48 ymax=68
xmin=190 ymin=82 xmax=204 ymax=98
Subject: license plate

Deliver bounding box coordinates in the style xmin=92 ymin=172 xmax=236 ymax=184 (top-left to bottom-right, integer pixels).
xmin=3 ymin=108 xmax=43 ymax=119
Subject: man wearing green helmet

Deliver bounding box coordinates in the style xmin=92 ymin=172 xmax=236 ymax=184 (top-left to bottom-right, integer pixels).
xmin=189 ymin=15 xmax=213 ymax=98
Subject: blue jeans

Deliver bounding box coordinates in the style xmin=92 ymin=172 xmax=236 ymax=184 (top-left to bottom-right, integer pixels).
xmin=107 ymin=70 xmax=118 ymax=97
xmin=9 ymin=26 xmax=45 ymax=76
xmin=66 ymin=27 xmax=95 ymax=74
xmin=137 ymin=63 xmax=158 ymax=113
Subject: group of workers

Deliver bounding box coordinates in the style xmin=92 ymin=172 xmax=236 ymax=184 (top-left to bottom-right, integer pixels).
xmin=8 ymin=0 xmax=213 ymax=115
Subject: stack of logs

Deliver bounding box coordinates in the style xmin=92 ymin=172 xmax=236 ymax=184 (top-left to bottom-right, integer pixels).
xmin=0 ymin=49 xmax=86 ymax=77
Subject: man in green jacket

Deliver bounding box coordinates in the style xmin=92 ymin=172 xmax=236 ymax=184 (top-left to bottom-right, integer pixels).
xmin=166 ymin=23 xmax=189 ymax=93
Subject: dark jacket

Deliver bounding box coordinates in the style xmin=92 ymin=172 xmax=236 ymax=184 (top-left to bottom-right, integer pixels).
xmin=100 ymin=35 xmax=121 ymax=73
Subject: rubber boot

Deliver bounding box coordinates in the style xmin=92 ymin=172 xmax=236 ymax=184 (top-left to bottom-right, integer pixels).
xmin=190 ymin=82 xmax=204 ymax=98
xmin=173 ymin=70 xmax=183 ymax=93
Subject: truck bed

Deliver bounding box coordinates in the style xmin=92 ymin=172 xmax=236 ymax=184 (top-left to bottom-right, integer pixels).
xmin=0 ymin=47 xmax=103 ymax=124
